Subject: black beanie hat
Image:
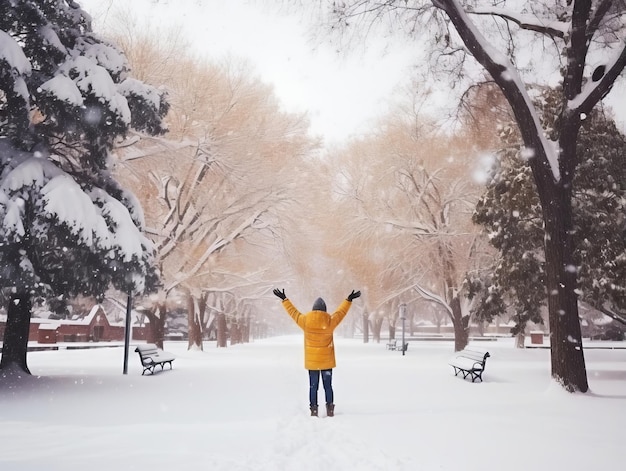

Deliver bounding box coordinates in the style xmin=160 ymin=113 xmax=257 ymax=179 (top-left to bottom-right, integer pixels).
xmin=312 ymin=297 xmax=326 ymax=312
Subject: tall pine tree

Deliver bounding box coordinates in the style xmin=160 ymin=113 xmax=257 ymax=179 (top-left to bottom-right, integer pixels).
xmin=0 ymin=0 xmax=169 ymax=372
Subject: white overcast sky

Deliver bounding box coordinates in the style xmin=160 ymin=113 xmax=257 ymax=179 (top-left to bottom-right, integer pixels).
xmin=80 ymin=0 xmax=417 ymax=144
xmin=80 ymin=0 xmax=625 ymax=143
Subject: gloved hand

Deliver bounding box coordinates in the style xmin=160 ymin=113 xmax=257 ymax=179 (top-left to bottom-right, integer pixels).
xmin=347 ymin=290 xmax=361 ymax=302
xmin=273 ymin=288 xmax=286 ymax=300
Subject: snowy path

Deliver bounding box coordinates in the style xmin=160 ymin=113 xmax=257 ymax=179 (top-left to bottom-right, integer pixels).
xmin=1 ymin=336 xmax=625 ymax=470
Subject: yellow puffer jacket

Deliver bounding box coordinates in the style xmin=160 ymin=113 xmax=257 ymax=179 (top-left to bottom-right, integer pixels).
xmin=281 ymin=298 xmax=352 ymax=370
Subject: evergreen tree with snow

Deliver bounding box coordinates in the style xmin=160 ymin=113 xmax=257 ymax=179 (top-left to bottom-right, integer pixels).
xmin=470 ymin=87 xmax=626 ymax=336
xmin=0 ymin=0 xmax=169 ymax=373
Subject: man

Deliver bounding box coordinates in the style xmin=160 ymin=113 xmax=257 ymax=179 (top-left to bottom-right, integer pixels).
xmin=273 ymin=288 xmax=361 ymax=417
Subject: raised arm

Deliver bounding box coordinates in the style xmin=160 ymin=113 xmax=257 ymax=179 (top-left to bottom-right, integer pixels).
xmin=273 ymin=288 xmax=305 ymax=330
xmin=330 ymin=290 xmax=361 ymax=329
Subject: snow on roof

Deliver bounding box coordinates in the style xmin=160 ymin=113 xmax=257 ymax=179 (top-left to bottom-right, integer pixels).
xmin=0 ymin=302 xmax=148 ymax=329
xmin=64 ymin=305 xmax=102 ymax=326
xmin=109 ymin=315 xmax=150 ymax=327
xmin=39 ymin=324 xmax=57 ymax=331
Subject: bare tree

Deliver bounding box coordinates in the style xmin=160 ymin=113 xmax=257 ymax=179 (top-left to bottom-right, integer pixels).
xmin=331 ymin=121 xmax=486 ymax=350
xmin=313 ymin=0 xmax=626 ymax=392
xmin=104 ymin=28 xmax=315 ymax=348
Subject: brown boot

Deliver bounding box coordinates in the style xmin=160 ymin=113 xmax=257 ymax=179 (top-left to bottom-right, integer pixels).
xmin=326 ymin=403 xmax=335 ymax=417
xmin=310 ymin=406 xmax=318 ymax=417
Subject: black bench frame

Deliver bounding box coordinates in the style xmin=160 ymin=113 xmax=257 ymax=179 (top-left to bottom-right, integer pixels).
xmin=135 ymin=344 xmax=175 ymax=375
xmin=449 ymin=348 xmax=490 ymax=382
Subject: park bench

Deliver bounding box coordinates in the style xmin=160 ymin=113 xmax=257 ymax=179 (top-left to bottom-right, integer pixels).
xmin=386 ymin=339 xmax=409 ymax=352
xmin=135 ymin=343 xmax=176 ymax=375
xmin=449 ymin=347 xmax=490 ymax=382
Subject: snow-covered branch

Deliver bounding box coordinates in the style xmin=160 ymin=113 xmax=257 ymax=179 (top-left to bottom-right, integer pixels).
xmin=468 ymin=7 xmax=568 ymax=39
xmin=414 ymin=284 xmax=453 ymax=316
xmin=165 ymin=208 xmax=264 ymax=292
xmin=433 ymin=0 xmax=560 ymax=183
xmin=567 ymin=43 xmax=626 ymax=114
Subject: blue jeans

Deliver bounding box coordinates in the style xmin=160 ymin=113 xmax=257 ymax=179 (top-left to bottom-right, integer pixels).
xmin=309 ymin=369 xmax=333 ymax=407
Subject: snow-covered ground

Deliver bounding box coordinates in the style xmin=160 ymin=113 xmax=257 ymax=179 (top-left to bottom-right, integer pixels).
xmin=0 ymin=336 xmax=624 ymax=471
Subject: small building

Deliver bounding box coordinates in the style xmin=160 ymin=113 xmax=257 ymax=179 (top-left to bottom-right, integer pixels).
xmin=0 ymin=301 xmax=149 ymax=344
xmin=56 ymin=305 xmax=111 ymax=342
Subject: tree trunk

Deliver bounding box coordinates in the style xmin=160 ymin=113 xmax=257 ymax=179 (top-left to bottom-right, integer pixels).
xmin=362 ymin=311 xmax=369 ymax=343
xmin=450 ymin=296 xmax=469 ymax=352
xmin=344 ymin=317 xmax=355 ymax=338
xmin=435 ymin=0 xmax=591 ymax=392
xmin=0 ymin=293 xmax=32 ymax=373
xmin=388 ymin=322 xmax=396 ymax=341
xmin=477 ymin=321 xmax=485 ymax=336
xmin=231 ymin=321 xmax=240 ymax=345
xmin=258 ymin=320 xmax=267 ymax=339
xmin=242 ymin=316 xmax=250 ymax=343
xmin=372 ymin=317 xmax=383 ymax=343
xmin=145 ymin=303 xmax=166 ymax=349
xmin=187 ymin=294 xmax=203 ymax=350
xmin=543 ymin=192 xmax=588 ymax=392
xmin=217 ymin=313 xmax=227 ymax=347
xmin=243 ymin=310 xmax=251 ymax=343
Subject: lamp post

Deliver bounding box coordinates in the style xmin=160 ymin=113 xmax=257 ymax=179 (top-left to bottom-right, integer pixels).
xmin=399 ymin=303 xmax=407 ymax=356
xmin=123 ymin=292 xmax=132 ymax=374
